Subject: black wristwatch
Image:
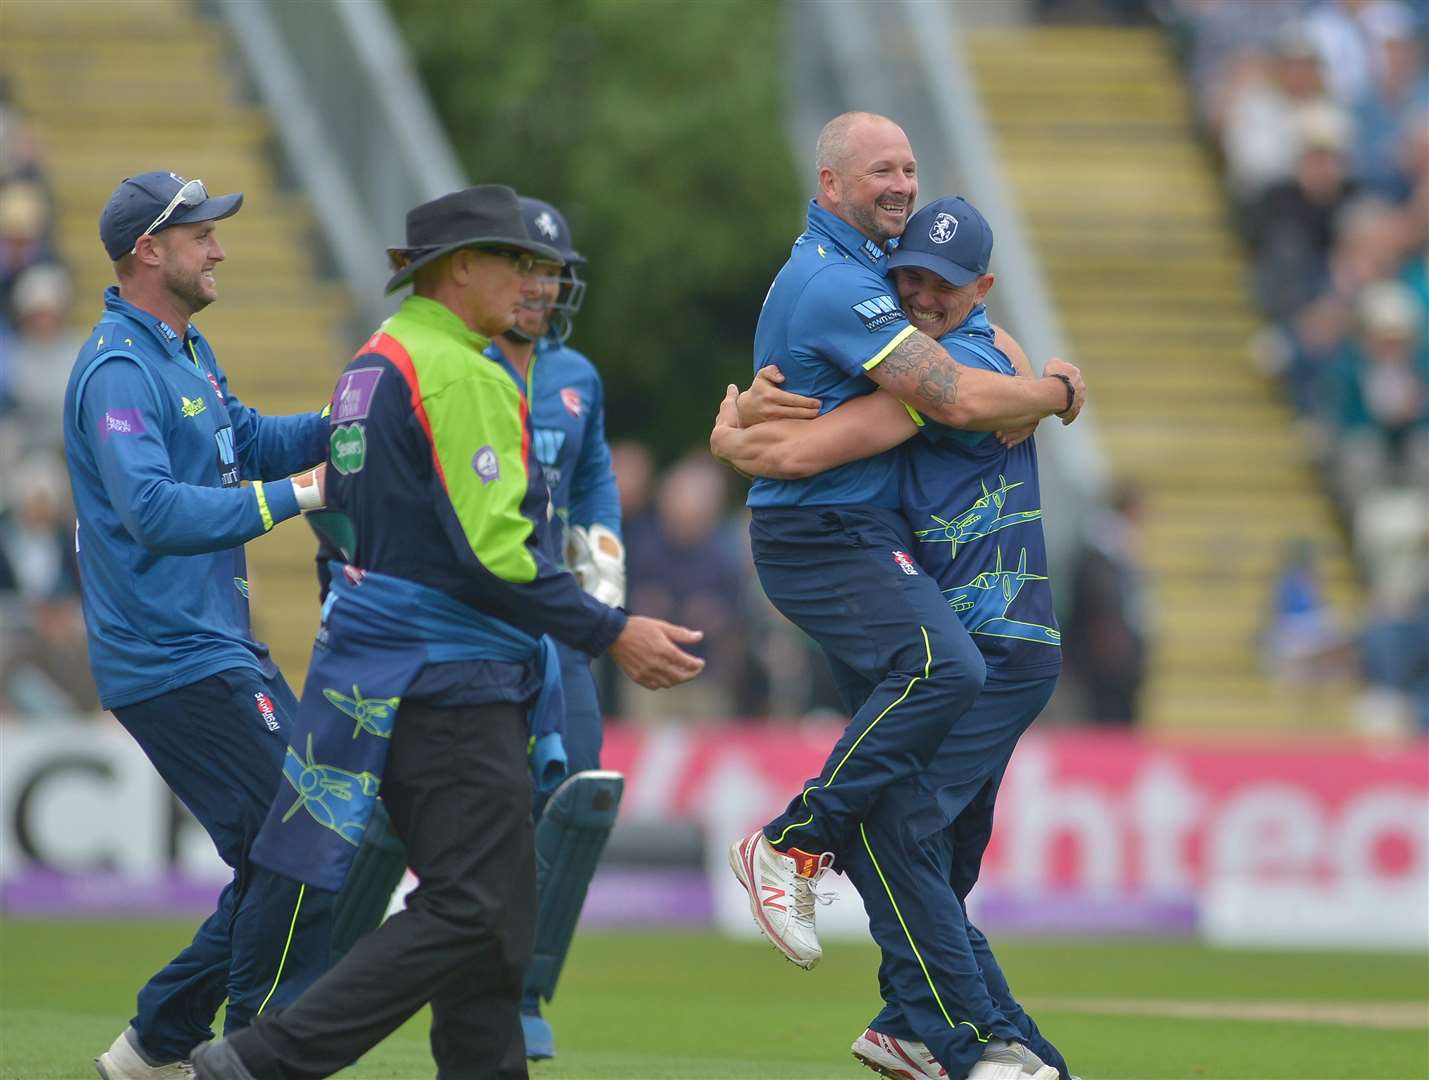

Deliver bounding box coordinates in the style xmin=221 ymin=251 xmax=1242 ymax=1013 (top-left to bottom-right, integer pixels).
xmin=1049 ymin=373 xmax=1075 ymax=415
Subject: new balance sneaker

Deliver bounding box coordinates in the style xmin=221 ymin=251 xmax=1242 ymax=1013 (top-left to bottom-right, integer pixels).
xmin=966 ymin=1038 xmax=1060 ymax=1080
xmin=727 ymin=829 xmax=834 ymax=969
xmin=851 ymin=1027 xmax=948 ymax=1079
xmin=95 ymin=1028 xmax=195 ymax=1080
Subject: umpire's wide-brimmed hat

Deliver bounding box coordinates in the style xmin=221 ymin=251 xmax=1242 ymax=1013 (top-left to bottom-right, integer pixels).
xmin=384 ymin=184 xmax=564 ymax=294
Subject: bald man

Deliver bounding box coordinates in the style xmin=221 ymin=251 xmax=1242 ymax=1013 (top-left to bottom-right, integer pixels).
xmin=727 ymin=114 xmax=1081 ymax=1079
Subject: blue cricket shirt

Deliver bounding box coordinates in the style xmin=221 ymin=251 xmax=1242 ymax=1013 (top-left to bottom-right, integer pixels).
xmin=63 ymin=286 xmax=329 ymax=709
xmin=747 ymin=201 xmax=917 ymax=508
xmin=900 ymin=305 xmax=1062 ymax=682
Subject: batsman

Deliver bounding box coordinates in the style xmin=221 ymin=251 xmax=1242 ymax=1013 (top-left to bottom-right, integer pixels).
xmin=322 ymin=193 xmax=633 ymax=1063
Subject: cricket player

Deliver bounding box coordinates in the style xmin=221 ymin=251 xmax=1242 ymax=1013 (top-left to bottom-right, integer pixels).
xmin=486 ymin=196 xmax=625 ymax=1061
xmin=64 ymin=172 xmax=332 ymax=1080
xmin=713 ymin=196 xmax=1075 ymax=1080
xmin=725 ymin=112 xmax=1082 ymax=986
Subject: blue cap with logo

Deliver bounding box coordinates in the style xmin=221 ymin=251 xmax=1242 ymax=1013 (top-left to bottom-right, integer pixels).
xmin=519 ymin=196 xmax=585 ymax=267
xmin=886 ymin=196 xmax=993 ymax=287
xmin=99 ymin=171 xmax=244 ymax=261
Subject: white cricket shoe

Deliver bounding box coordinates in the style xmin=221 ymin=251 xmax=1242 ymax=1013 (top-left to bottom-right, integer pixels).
xmin=727 ymin=829 xmax=833 ymax=969
xmin=95 ymin=1027 xmax=195 ymax=1080
xmin=966 ymin=1037 xmax=1060 ymax=1080
xmin=851 ymin=1027 xmax=948 ymax=1078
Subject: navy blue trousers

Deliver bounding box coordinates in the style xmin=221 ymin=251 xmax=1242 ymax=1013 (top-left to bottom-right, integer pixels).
xmin=750 ymin=506 xmax=987 ymax=861
xmin=844 ymin=676 xmax=1069 ymax=1079
xmin=113 ymin=667 xmax=334 ymax=1062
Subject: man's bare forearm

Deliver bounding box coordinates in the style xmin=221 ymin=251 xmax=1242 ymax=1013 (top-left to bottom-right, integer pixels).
xmin=868 ymin=329 xmax=1067 ymax=429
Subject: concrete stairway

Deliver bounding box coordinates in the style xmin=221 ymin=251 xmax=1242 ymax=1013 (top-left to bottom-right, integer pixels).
xmin=2 ymin=0 xmax=353 ymax=689
xmin=968 ymin=26 xmax=1358 ymax=730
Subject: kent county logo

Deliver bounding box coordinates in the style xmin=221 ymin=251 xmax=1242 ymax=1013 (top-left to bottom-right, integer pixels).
xmin=534 ymin=211 xmax=559 ymax=240
xmin=473 ymin=445 xmax=500 ymax=484
xmin=929 ymin=213 xmax=958 ymax=244
xmin=561 ymin=387 xmax=583 ymax=418
xmin=891 ymin=550 xmax=919 ymax=576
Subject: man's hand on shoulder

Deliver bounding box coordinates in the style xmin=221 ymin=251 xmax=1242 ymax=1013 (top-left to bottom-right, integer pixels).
xmin=737 ymin=365 xmax=820 ymax=426
xmin=1044 ymin=358 xmax=1086 ymax=424
xmin=608 ymin=616 xmax=705 ymax=689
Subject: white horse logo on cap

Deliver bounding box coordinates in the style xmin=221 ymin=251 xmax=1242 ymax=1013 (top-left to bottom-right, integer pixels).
xmin=929 ymin=213 xmax=958 ymax=244
xmin=534 ymin=211 xmax=559 ymax=241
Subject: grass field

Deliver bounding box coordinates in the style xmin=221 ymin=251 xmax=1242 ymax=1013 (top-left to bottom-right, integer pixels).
xmin=2 ymin=921 xmax=1426 ymax=1079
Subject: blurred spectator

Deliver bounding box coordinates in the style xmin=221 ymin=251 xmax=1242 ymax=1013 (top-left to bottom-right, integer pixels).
xmin=0 ymin=178 xmax=55 ymax=319
xmin=9 ymin=262 xmax=79 ymax=449
xmin=1250 ymin=103 xmax=1360 ymax=323
xmin=1303 ymin=0 xmax=1419 ymax=106
xmin=1353 ymin=489 xmax=1429 ymax=733
xmin=1218 ymin=24 xmax=1333 ymax=209
xmin=1353 ymin=11 xmax=1429 ymax=198
xmin=1064 ymin=481 xmax=1150 ymax=726
xmin=623 ymin=454 xmax=744 ymax=722
xmin=1261 ymin=537 xmax=1350 ymax=683
xmin=0 ymin=452 xmax=98 ymax=718
xmin=1326 ymin=280 xmax=1429 ymax=504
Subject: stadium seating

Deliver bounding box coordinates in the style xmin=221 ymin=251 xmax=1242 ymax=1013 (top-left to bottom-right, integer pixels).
xmin=969 ymin=26 xmax=1358 ymax=729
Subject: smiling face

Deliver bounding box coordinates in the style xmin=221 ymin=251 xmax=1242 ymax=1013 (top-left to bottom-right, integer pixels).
xmin=892 ymin=266 xmax=994 ymax=339
xmin=511 ymin=259 xmax=563 ymax=339
xmin=151 ymin=220 xmax=225 ymax=315
xmin=820 ymin=116 xmax=918 ymax=245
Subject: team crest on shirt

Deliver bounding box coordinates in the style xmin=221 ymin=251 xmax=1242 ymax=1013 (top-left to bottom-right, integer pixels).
xmin=473 ymin=445 xmax=500 ymax=484
xmin=560 ymin=387 xmax=584 ymax=418
xmin=891 ymin=550 xmax=919 ymax=575
xmin=929 ymin=213 xmax=958 ymax=244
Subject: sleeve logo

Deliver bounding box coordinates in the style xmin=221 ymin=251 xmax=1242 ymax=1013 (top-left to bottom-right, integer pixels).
xmin=891 ymin=549 xmax=919 ymax=575
xmin=560 ymin=387 xmax=584 ymax=418
xmin=472 ymin=445 xmax=500 ymax=484
xmin=330 ymin=423 xmax=367 ymax=475
xmin=852 ymin=294 xmax=905 ymax=332
xmin=100 ymin=408 xmax=145 ymax=439
xmin=332 ymin=367 xmax=384 ymax=422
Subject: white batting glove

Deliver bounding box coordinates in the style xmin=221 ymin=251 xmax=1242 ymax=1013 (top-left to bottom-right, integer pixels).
xmin=565 ymin=522 xmax=626 ymax=609
xmin=291 ymin=463 xmax=326 ymax=511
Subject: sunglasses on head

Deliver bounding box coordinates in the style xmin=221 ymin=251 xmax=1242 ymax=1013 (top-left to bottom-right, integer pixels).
xmin=131 ymin=178 xmax=208 ymax=253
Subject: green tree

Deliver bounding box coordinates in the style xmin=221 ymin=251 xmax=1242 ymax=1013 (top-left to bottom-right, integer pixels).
xmin=389 ymin=0 xmax=802 ymax=462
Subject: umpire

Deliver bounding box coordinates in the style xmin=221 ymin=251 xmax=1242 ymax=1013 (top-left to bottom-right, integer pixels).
xmin=193 ymin=184 xmax=703 ymax=1080
xmin=64 ymin=172 xmax=333 ymax=1080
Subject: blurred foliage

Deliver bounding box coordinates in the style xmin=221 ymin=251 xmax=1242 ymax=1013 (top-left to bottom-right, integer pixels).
xmin=388 ymin=0 xmax=803 ymax=462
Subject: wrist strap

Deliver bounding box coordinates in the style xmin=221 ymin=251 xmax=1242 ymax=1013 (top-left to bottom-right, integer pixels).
xmin=1050 ymin=373 xmax=1075 ymax=415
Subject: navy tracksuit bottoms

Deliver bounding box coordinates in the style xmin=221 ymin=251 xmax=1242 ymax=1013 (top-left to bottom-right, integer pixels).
xmin=750 ymin=505 xmax=987 ymax=862
xmin=113 ymin=667 xmax=334 ymax=1062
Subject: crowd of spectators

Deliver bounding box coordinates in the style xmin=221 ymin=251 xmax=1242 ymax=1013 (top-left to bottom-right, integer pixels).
xmin=1167 ymin=0 xmax=1429 ymax=731
xmin=0 ymin=84 xmax=97 ymax=719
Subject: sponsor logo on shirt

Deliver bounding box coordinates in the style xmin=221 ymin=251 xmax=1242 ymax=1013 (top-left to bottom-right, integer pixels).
xmin=234 ymin=577 xmax=249 ymax=598
xmin=332 ymin=367 xmax=384 ymax=422
xmin=560 ymin=387 xmax=584 ymax=418
xmin=100 ymin=408 xmax=145 ymax=439
xmin=330 ymin=423 xmax=367 ymax=476
xmin=181 ymin=395 xmax=207 ymax=418
xmin=852 ymin=294 xmax=905 ymax=333
xmin=862 ymin=237 xmax=886 ymax=262
xmin=207 ymin=372 xmax=225 ymax=401
xmin=472 ymin=444 xmax=500 ymax=484
xmin=892 ymin=550 xmax=919 ymax=576
xmin=254 ymin=692 xmax=280 ymax=732
xmin=214 ymin=425 xmax=240 ymax=487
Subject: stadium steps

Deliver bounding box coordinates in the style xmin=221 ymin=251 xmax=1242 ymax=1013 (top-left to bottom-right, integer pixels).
xmin=968 ymin=26 xmax=1359 ymax=731
xmin=1 ymin=0 xmax=355 ymax=690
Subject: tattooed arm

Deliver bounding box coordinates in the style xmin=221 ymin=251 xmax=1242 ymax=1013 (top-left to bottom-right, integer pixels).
xmin=866 ymin=328 xmax=1085 ymax=429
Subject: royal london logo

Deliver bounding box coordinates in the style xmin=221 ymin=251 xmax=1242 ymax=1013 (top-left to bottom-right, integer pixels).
xmin=181 ymin=395 xmax=206 ymax=418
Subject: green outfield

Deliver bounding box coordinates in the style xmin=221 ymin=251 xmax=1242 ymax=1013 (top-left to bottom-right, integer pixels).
xmin=1 ymin=921 xmax=1425 ymax=1079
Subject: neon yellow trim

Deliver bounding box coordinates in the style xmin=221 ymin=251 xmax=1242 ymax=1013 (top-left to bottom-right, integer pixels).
xmin=860 ymin=823 xmax=986 ymax=1042
xmin=254 ymin=481 xmax=275 ymax=532
xmin=862 ymin=323 xmax=917 ymax=371
xmin=320 ymin=402 xmax=331 ymax=419
xmin=257 ymin=883 xmax=305 ymax=1015
xmin=771 ymin=629 xmax=933 ymax=848
xmin=902 ymin=401 xmax=925 ymax=427
xmin=187 ymin=340 xmax=202 ymax=372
